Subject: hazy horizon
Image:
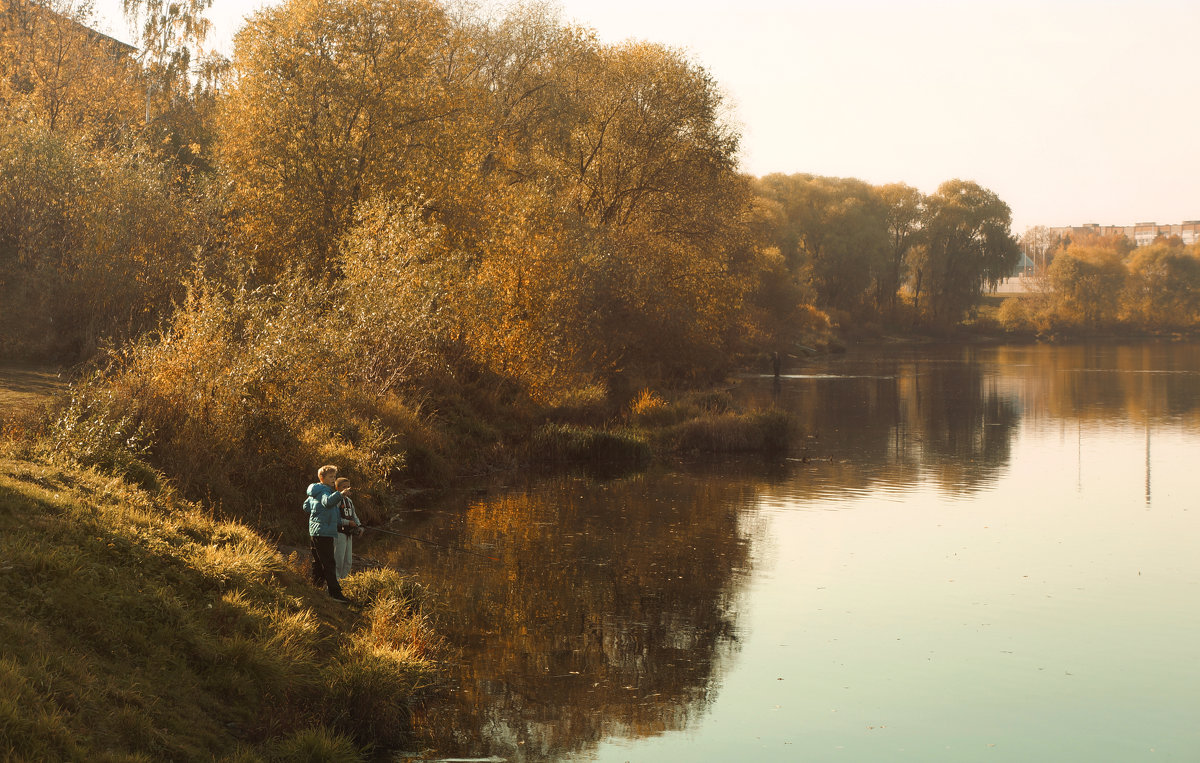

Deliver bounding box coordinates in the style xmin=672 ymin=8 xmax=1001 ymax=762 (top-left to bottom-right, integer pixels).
xmin=90 ymin=0 xmax=1200 ymax=234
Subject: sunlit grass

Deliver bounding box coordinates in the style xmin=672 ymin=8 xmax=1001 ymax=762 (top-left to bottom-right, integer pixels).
xmin=0 ymin=455 xmax=439 ymax=760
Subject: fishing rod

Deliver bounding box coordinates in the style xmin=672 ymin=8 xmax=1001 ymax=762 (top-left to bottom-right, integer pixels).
xmin=364 ymin=525 xmax=501 ymax=562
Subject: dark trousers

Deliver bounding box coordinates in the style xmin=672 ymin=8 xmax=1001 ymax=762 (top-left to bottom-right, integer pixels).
xmin=309 ymin=535 xmax=343 ymax=598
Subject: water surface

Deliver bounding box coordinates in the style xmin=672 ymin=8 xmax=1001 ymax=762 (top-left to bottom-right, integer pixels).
xmin=371 ymin=343 xmax=1200 ymax=762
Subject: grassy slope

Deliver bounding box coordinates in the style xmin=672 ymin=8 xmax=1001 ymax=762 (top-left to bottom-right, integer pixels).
xmin=0 ymin=454 xmax=437 ymax=762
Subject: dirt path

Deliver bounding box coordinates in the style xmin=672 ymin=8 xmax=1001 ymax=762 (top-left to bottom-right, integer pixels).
xmin=0 ymin=365 xmax=64 ymax=415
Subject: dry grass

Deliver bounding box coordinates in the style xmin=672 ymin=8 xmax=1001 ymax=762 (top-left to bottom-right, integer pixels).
xmin=0 ymin=454 xmax=439 ymax=760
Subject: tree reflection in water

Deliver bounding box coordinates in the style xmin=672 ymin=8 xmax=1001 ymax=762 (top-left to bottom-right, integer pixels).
xmin=370 ymin=474 xmax=759 ymax=761
xmin=744 ymin=347 xmax=1022 ymax=496
xmin=366 ymin=343 xmax=1200 ymax=760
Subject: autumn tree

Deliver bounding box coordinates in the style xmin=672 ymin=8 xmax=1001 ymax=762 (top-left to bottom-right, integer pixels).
xmin=1059 ymin=230 xmax=1134 ymax=259
xmin=121 ymin=0 xmax=212 ymax=122
xmin=216 ymin=0 xmax=463 ymax=277
xmin=1046 ymin=242 xmax=1127 ymax=327
xmin=1123 ymin=238 xmax=1200 ymax=329
xmin=912 ymin=180 xmax=1019 ymax=323
xmin=0 ymin=0 xmax=142 ymax=139
xmin=756 ymin=174 xmax=889 ymax=316
xmin=218 ymin=0 xmax=756 ymax=396
xmin=0 ymin=122 xmax=195 ymax=359
xmin=449 ymin=28 xmax=757 ymax=389
xmin=533 ymin=39 xmax=751 ymax=382
xmin=877 ymin=182 xmax=924 ymax=315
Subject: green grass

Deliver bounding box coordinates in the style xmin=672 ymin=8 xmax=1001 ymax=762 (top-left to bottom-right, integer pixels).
xmin=659 ymin=409 xmax=791 ymax=455
xmin=0 ymin=453 xmax=437 ymax=761
xmin=530 ymin=388 xmax=793 ymax=466
xmin=531 ymin=423 xmax=653 ymax=466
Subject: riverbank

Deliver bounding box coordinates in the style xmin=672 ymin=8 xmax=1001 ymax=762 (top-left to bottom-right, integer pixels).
xmin=0 ymin=366 xmax=797 ymax=759
xmin=0 ymin=451 xmax=439 ymax=760
xmin=838 ymin=318 xmax=1200 ymax=348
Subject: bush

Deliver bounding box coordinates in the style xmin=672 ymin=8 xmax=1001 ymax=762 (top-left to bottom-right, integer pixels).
xmin=997 ymin=297 xmax=1031 ymax=332
xmin=664 ymin=410 xmax=791 ymax=454
xmin=46 ymin=387 xmax=157 ymax=487
xmin=628 ymin=388 xmax=674 ymax=426
xmin=47 ymin=276 xmax=442 ymax=535
xmin=0 ymin=123 xmax=197 ymax=361
xmin=531 ymin=423 xmax=652 ymax=465
xmin=260 ymin=727 xmax=364 ymax=762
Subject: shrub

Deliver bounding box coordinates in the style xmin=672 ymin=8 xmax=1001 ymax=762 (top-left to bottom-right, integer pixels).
xmin=628 ymin=388 xmax=673 ymax=426
xmin=260 ymin=727 xmax=364 ymax=763
xmin=531 ymin=423 xmax=652 ymax=465
xmin=543 ymin=383 xmax=612 ymax=426
xmin=665 ymin=410 xmax=791 ymax=454
xmin=47 ymin=275 xmax=443 ymax=535
xmin=46 ymin=387 xmax=156 ymax=486
xmin=0 ymin=123 xmax=196 ymax=362
xmin=997 ymin=297 xmax=1031 ymax=332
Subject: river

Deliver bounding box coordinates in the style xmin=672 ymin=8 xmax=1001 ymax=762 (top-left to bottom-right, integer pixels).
xmin=368 ymin=342 xmax=1200 ymax=762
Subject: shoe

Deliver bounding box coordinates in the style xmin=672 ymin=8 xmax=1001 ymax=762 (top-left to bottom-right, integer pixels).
xmin=332 ymin=595 xmax=352 ymax=604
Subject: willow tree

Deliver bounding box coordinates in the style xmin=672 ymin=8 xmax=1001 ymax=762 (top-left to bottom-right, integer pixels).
xmin=756 ymin=173 xmax=889 ymax=316
xmin=912 ymin=180 xmax=1019 ymax=322
xmin=877 ymin=182 xmax=924 ymax=315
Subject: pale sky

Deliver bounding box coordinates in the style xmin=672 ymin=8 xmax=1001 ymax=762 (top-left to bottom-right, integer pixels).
xmin=90 ymin=0 xmax=1200 ymax=233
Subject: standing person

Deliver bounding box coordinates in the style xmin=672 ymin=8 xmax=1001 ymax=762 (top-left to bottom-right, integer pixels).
xmin=333 ymin=476 xmax=362 ymax=580
xmin=305 ymin=464 xmax=352 ymax=603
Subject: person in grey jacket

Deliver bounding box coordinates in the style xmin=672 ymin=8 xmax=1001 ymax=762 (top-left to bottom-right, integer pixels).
xmin=305 ymin=464 xmax=352 ymax=602
xmin=333 ymin=476 xmax=362 ymax=580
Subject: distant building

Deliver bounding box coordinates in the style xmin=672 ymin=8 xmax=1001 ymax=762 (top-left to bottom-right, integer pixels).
xmin=1047 ymin=221 xmax=1200 ymax=247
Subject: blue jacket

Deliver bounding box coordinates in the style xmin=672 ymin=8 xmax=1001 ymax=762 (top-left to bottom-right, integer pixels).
xmin=305 ymin=482 xmax=345 ymax=537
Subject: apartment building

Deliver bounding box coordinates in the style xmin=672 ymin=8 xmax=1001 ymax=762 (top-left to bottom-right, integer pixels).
xmin=1048 ymin=221 xmax=1200 ymax=246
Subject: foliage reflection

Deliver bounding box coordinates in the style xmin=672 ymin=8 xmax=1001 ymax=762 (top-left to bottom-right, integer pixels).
xmin=372 ymin=474 xmax=757 ymax=760
xmin=370 ymin=343 xmax=1200 ymax=759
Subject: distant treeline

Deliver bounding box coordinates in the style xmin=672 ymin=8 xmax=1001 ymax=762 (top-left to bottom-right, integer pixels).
xmin=995 ymin=230 xmax=1200 ymax=334
xmin=0 ymin=0 xmax=1062 ymax=517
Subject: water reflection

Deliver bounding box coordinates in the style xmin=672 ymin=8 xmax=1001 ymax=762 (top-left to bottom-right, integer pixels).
xmin=373 ymin=474 xmax=760 ymax=761
xmin=746 ymin=348 xmax=1023 ymax=496
xmin=986 ymin=344 xmax=1200 ymax=425
xmin=743 ymin=343 xmax=1200 ymax=499
xmin=370 ymin=342 xmax=1200 ymax=761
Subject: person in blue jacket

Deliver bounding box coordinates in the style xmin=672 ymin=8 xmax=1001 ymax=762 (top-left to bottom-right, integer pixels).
xmin=305 ymin=464 xmax=352 ymax=602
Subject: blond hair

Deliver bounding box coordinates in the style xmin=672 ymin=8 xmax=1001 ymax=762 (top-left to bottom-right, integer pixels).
xmin=317 ymin=464 xmax=338 ymax=480
xmin=335 ymin=477 xmax=351 ymax=489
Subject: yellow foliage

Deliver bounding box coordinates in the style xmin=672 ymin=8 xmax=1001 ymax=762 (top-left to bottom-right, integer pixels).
xmin=0 ymin=0 xmax=143 ymax=140
xmin=629 ymin=388 xmax=668 ymax=421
